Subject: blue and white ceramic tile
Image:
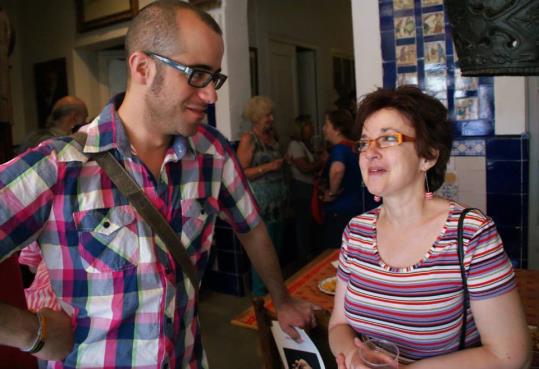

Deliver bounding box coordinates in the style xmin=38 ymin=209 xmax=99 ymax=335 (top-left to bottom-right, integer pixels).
xmin=451 ymin=139 xmax=485 ymax=156
xmin=378 ymin=0 xmax=495 ymax=138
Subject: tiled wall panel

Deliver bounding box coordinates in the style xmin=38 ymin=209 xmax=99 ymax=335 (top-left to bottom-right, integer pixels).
xmin=378 ymin=0 xmax=529 ymax=267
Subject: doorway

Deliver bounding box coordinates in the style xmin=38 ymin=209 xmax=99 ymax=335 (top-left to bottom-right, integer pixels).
xmin=268 ymin=40 xmax=318 ymax=152
xmin=97 ymin=49 xmax=127 ymax=108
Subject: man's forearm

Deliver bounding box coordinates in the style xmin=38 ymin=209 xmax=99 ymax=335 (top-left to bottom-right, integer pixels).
xmin=0 ymin=302 xmax=37 ymax=350
xmin=235 ymin=222 xmax=289 ymax=306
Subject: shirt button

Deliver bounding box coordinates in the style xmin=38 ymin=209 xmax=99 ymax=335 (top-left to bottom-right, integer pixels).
xmin=103 ymin=221 xmax=111 ymax=228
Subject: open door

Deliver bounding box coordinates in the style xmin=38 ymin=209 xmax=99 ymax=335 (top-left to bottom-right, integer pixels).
xmin=268 ymin=40 xmax=299 ymax=152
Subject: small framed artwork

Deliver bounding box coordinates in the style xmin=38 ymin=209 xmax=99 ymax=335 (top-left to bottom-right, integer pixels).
xmin=396 ymin=44 xmax=417 ymax=67
xmin=249 ymin=47 xmax=259 ymax=96
xmin=424 ymin=40 xmax=447 ymax=64
xmin=395 ymin=16 xmax=416 ymax=39
xmin=423 ymin=11 xmax=445 ymax=36
xmin=393 ymin=0 xmax=414 ymax=10
xmin=189 ymin=0 xmax=222 ymax=9
xmin=76 ymin=0 xmax=139 ymax=33
xmin=33 ymin=58 xmax=68 ymax=127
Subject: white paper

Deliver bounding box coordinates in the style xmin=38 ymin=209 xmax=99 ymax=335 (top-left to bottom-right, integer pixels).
xmin=270 ymin=321 xmax=326 ymax=369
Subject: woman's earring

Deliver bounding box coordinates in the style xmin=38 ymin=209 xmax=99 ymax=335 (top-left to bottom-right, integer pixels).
xmin=425 ymin=172 xmax=433 ymax=200
xmin=374 ymin=195 xmax=381 ymax=202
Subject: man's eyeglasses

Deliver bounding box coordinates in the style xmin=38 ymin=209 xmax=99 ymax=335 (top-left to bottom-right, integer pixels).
xmin=145 ymin=51 xmax=228 ymax=90
xmin=354 ymin=132 xmax=416 ymax=153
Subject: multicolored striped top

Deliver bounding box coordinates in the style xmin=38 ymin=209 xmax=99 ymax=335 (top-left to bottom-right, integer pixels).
xmin=0 ymin=95 xmax=260 ymax=369
xmin=18 ymin=242 xmax=61 ymax=312
xmin=337 ymin=202 xmax=515 ymax=362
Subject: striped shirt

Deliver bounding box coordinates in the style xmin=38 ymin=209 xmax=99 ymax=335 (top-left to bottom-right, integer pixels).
xmin=18 ymin=243 xmax=61 ymax=312
xmin=0 ymin=96 xmax=260 ymax=369
xmin=337 ymin=202 xmax=515 ymax=362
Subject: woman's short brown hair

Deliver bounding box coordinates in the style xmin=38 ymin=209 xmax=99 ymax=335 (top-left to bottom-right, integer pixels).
xmin=326 ymin=109 xmax=355 ymax=139
xmin=355 ymin=85 xmax=453 ymax=192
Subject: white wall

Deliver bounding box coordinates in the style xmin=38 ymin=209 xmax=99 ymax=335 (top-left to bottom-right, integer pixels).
xmin=495 ymin=77 xmax=526 ymax=134
xmin=211 ymin=0 xmax=250 ymax=140
xmin=351 ymin=0 xmax=383 ymax=100
xmin=248 ymin=0 xmax=354 ymax=126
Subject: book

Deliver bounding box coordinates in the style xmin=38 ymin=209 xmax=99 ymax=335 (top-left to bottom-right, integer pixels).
xmin=270 ymin=320 xmax=326 ymax=369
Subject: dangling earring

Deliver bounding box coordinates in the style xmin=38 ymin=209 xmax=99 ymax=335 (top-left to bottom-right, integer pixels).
xmin=374 ymin=195 xmax=381 ymax=202
xmin=424 ymin=172 xmax=433 ymax=200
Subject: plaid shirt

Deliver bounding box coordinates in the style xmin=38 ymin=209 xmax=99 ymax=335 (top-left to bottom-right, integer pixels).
xmin=0 ymin=96 xmax=260 ymax=369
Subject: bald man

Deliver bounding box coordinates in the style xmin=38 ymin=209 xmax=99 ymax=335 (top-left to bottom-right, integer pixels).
xmin=16 ymin=95 xmax=88 ymax=154
xmin=0 ymin=2 xmax=317 ymax=368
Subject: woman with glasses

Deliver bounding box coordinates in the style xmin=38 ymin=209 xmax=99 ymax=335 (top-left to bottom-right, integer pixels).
xmin=319 ymin=109 xmax=363 ymax=250
xmin=237 ymin=96 xmax=288 ymax=296
xmin=329 ymin=86 xmax=531 ymax=368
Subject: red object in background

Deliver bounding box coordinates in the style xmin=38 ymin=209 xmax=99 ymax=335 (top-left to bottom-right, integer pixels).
xmin=0 ymin=254 xmax=37 ymax=369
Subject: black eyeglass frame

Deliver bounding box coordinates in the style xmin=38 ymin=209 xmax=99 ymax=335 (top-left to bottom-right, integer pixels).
xmin=145 ymin=51 xmax=228 ymax=90
xmin=355 ymin=132 xmax=416 ymax=153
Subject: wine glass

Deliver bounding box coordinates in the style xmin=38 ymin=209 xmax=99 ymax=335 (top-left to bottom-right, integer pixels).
xmin=358 ymin=337 xmax=399 ymax=369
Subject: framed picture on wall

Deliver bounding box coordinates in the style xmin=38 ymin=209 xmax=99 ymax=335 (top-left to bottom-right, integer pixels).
xmin=33 ymin=58 xmax=68 ymax=128
xmin=249 ymin=47 xmax=259 ymax=96
xmin=76 ymin=0 xmax=139 ymax=33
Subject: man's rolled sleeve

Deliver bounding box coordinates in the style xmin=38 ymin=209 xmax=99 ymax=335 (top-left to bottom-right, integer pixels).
xmin=217 ymin=147 xmax=261 ymax=234
xmin=0 ymin=146 xmax=58 ymax=261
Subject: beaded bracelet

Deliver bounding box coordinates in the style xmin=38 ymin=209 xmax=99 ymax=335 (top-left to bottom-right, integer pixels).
xmin=21 ymin=312 xmax=47 ymax=354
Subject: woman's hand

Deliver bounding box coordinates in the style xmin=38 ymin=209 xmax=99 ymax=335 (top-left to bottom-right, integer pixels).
xmin=291 ymin=358 xmax=313 ymax=369
xmin=340 ymin=338 xmax=401 ymax=369
xmin=267 ymin=158 xmax=284 ymax=171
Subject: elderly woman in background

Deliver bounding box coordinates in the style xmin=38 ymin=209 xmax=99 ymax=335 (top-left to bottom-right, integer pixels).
xmin=329 ymin=86 xmax=531 ymax=368
xmin=287 ymin=114 xmax=322 ymax=263
xmin=237 ymin=96 xmax=288 ymax=296
xmin=319 ymin=109 xmax=363 ymax=249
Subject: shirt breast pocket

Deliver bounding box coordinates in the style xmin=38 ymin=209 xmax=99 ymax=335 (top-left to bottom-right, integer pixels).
xmin=74 ymin=205 xmax=139 ymax=273
xmin=180 ymin=198 xmax=218 ymax=247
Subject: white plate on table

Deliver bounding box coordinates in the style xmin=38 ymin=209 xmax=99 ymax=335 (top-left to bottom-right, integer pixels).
xmin=318 ymin=276 xmax=337 ymax=295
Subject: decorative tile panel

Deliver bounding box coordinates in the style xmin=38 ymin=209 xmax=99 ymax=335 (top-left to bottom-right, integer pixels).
xmin=378 ymin=0 xmax=495 ymax=136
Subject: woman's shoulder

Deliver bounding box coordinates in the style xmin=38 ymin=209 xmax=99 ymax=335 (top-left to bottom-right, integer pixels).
xmin=238 ymin=131 xmax=255 ymax=145
xmin=348 ymin=207 xmax=380 ymax=232
xmin=447 ymin=201 xmax=494 ymax=236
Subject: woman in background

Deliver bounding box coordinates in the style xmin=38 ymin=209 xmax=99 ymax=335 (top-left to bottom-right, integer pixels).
xmin=329 ymin=86 xmax=531 ymax=368
xmin=237 ymin=96 xmax=287 ymax=296
xmin=319 ymin=109 xmax=363 ymax=249
xmin=287 ymin=115 xmax=322 ymax=263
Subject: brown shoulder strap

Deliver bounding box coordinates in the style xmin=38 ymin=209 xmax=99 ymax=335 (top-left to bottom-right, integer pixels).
xmin=71 ymin=132 xmax=198 ymax=295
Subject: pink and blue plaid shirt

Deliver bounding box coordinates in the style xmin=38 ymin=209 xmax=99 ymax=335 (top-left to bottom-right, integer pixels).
xmin=0 ymin=96 xmax=260 ymax=369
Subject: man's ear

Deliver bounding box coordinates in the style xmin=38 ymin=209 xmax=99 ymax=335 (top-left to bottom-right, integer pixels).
xmin=127 ymin=51 xmax=154 ymax=86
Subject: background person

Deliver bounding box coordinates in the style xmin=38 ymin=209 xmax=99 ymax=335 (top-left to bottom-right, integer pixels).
xmin=287 ymin=114 xmax=321 ymax=263
xmin=237 ymin=95 xmax=288 ymax=296
xmin=0 ymin=2 xmax=316 ymax=368
xmin=319 ymin=109 xmax=362 ymax=249
xmin=329 ymin=86 xmax=531 ymax=369
xmin=16 ymin=95 xmax=87 ymax=154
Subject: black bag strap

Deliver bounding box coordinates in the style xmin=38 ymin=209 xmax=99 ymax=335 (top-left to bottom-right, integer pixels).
xmin=71 ymin=132 xmax=199 ymax=296
xmin=457 ymin=207 xmax=478 ymax=350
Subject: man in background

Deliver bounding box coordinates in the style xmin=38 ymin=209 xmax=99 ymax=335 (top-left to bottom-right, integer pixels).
xmin=16 ymin=95 xmax=87 ymax=154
